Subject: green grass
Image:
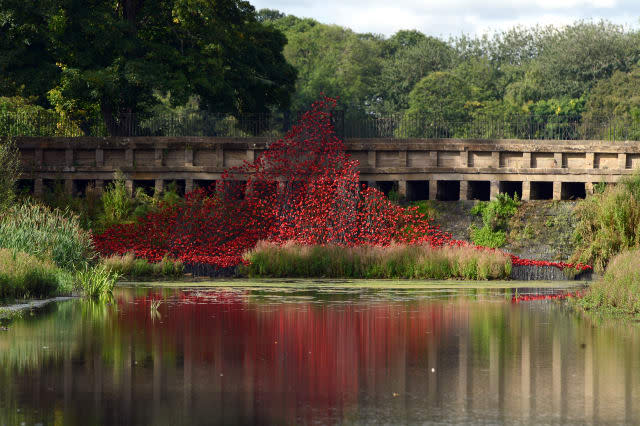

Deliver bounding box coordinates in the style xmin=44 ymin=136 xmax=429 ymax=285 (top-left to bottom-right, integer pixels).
xmin=74 ymin=264 xmax=120 ymax=300
xmin=102 ymin=253 xmax=184 ymax=279
xmin=577 ymin=249 xmax=640 ymax=317
xmin=0 ymin=203 xmax=94 ymax=271
xmin=572 ymin=173 xmax=640 ymax=272
xmin=0 ymin=249 xmax=73 ymax=299
xmin=242 ymin=241 xmax=511 ymax=280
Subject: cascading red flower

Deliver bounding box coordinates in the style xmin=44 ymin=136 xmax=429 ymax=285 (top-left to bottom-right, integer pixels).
xmin=92 ymin=97 xmax=591 ymax=273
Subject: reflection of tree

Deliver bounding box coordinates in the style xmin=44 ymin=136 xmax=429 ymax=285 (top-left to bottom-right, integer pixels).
xmin=1 ymin=288 xmax=640 ymax=424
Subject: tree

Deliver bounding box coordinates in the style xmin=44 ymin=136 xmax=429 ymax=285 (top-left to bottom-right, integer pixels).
xmin=583 ymin=66 xmax=640 ymax=139
xmin=0 ymin=0 xmax=296 ymax=134
xmin=400 ymin=71 xmax=472 ymax=137
xmin=533 ymin=21 xmax=640 ymax=99
xmin=270 ymin=15 xmax=384 ymax=119
xmin=374 ymin=34 xmax=455 ymax=114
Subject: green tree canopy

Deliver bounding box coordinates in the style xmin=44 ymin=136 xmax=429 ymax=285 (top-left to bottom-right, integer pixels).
xmin=373 ymin=34 xmax=455 ymax=114
xmin=0 ymin=0 xmax=296 ymax=134
xmin=264 ymin=13 xmax=383 ymax=119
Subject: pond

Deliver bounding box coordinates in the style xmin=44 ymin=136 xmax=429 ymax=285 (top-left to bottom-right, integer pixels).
xmin=1 ymin=281 xmax=638 ymax=425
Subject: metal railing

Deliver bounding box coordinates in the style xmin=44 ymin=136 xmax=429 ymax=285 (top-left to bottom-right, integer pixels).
xmin=2 ymin=109 xmax=640 ymax=140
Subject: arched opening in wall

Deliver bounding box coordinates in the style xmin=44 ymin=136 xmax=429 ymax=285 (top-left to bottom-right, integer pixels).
xmin=437 ymin=180 xmax=460 ymax=201
xmin=375 ymin=181 xmax=397 ymax=197
xmin=561 ymin=182 xmax=586 ymax=200
xmin=16 ymin=179 xmax=34 ymax=196
xmin=468 ymin=181 xmax=490 ymax=201
xmin=407 ymin=181 xmax=429 ymax=201
xmin=499 ymin=181 xmax=523 ymax=199
xmin=194 ymin=180 xmax=217 ymax=195
xmin=133 ymin=180 xmax=155 ymax=197
xmin=530 ymin=182 xmax=553 ymax=200
xmin=164 ymin=180 xmax=186 ymax=196
xmin=73 ymin=180 xmax=92 ymax=197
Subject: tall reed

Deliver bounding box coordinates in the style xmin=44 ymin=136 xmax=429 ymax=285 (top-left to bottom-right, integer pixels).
xmin=578 ymin=249 xmax=640 ymax=316
xmin=243 ymin=241 xmax=511 ymax=280
xmin=0 ymin=249 xmax=69 ymax=299
xmin=572 ymin=173 xmax=640 ymax=272
xmin=0 ymin=203 xmax=94 ymax=271
xmin=102 ymin=253 xmax=184 ymax=279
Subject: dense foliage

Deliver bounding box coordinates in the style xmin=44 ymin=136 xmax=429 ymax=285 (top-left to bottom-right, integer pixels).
xmin=470 ymin=194 xmax=521 ymax=248
xmin=0 ymin=0 xmax=296 ymax=133
xmin=572 ymin=174 xmax=640 ymax=272
xmin=258 ymin=13 xmax=640 ymax=133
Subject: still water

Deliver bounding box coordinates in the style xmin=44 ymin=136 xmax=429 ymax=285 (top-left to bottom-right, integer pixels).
xmin=0 ymin=282 xmax=638 ymax=425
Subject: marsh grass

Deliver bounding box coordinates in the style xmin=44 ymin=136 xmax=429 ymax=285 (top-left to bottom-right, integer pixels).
xmin=243 ymin=241 xmax=511 ymax=280
xmin=0 ymin=249 xmax=71 ymax=299
xmin=74 ymin=264 xmax=120 ymax=299
xmin=0 ymin=203 xmax=94 ymax=271
xmin=102 ymin=253 xmax=184 ymax=279
xmin=572 ymin=173 xmax=640 ymax=272
xmin=578 ymin=249 xmax=640 ymax=317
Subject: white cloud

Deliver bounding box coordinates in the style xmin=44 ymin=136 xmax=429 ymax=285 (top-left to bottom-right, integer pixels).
xmin=252 ymin=0 xmax=639 ymax=36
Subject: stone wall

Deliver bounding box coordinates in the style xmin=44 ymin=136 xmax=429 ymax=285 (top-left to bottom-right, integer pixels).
xmin=15 ymin=137 xmax=640 ymax=201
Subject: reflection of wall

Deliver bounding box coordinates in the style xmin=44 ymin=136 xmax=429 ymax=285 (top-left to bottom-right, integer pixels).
xmin=1 ymin=292 xmax=639 ymax=424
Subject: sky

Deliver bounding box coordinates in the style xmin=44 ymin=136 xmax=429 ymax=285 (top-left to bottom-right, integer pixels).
xmin=250 ymin=0 xmax=640 ymax=37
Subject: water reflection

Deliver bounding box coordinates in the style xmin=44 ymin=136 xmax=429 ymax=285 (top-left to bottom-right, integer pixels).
xmin=1 ymin=285 xmax=638 ymax=424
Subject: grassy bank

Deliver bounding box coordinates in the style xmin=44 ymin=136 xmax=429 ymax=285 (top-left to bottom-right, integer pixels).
xmin=576 ymin=249 xmax=640 ymax=317
xmin=243 ymin=241 xmax=511 ymax=280
xmin=572 ymin=174 xmax=640 ymax=272
xmin=102 ymin=253 xmax=184 ymax=279
xmin=0 ymin=203 xmax=117 ymax=300
xmin=0 ymin=249 xmax=73 ymax=299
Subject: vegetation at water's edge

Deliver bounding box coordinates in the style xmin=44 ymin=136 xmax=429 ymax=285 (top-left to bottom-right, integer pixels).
xmin=576 ymin=249 xmax=640 ymax=317
xmin=0 ymin=151 xmax=119 ymax=300
xmin=571 ymin=173 xmax=640 ymax=272
xmin=0 ymin=249 xmax=73 ymax=299
xmin=102 ymin=253 xmax=184 ymax=280
xmin=242 ymin=241 xmax=511 ymax=280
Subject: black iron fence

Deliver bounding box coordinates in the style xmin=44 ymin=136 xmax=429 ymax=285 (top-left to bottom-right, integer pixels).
xmin=2 ymin=109 xmax=640 ymax=140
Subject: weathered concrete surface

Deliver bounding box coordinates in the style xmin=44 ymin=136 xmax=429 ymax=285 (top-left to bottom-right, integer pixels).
xmin=15 ymin=137 xmax=640 ymax=200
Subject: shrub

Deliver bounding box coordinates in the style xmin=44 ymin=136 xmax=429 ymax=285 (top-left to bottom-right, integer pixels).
xmin=0 ymin=249 xmax=67 ymax=299
xmin=243 ymin=241 xmax=511 ymax=280
xmin=470 ymin=193 xmax=520 ymax=248
xmin=0 ymin=203 xmax=94 ymax=271
xmin=578 ymin=249 xmax=640 ymax=316
xmin=102 ymin=253 xmax=184 ymax=279
xmin=572 ymin=173 xmax=640 ymax=272
xmin=100 ymin=171 xmax=135 ymax=228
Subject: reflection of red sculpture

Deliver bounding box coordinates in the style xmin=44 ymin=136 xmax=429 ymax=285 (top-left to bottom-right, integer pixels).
xmin=118 ymin=290 xmax=454 ymax=423
xmin=93 ymin=97 xmax=591 ymax=272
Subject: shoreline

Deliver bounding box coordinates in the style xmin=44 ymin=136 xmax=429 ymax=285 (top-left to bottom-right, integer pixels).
xmin=0 ymin=296 xmax=77 ymax=320
xmin=117 ymin=278 xmax=589 ymax=289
